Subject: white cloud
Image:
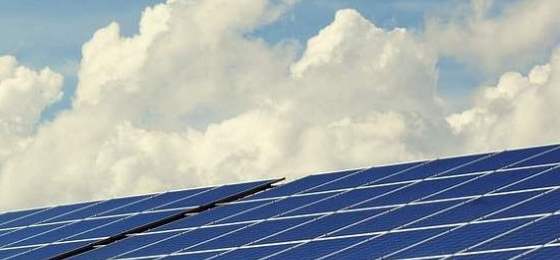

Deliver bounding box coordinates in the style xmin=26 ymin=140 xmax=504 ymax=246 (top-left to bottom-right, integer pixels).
xmin=0 ymin=1 xmax=448 ymax=210
xmin=426 ymin=0 xmax=560 ymax=72
xmin=0 ymin=56 xmax=63 ymax=159
xmin=448 ymin=48 xmax=560 ymax=151
xmin=2 ymin=0 xmax=560 ymax=211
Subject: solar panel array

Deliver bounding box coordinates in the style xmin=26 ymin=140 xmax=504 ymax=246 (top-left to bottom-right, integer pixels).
xmin=1 ymin=144 xmax=560 ymax=259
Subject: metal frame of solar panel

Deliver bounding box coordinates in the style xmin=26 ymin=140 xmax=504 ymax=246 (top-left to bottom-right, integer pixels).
xmin=1 ymin=144 xmax=559 ymax=260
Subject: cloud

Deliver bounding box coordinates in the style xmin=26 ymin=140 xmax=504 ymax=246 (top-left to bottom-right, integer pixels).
xmin=448 ymin=48 xmax=560 ymax=151
xmin=2 ymin=0 xmax=560 ymax=211
xmin=0 ymin=56 xmax=63 ymax=158
xmin=425 ymin=0 xmax=560 ymax=72
xmin=0 ymin=1 xmax=450 ymax=210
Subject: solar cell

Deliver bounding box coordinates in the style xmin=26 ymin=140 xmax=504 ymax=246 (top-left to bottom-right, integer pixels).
xmin=0 ymin=202 xmax=94 ymax=229
xmin=323 ymin=228 xmax=448 ymax=259
xmin=71 ymin=232 xmax=182 ymax=259
xmin=336 ymin=200 xmax=460 ymax=236
xmin=185 ymin=217 xmax=314 ymax=252
xmin=389 ymin=218 xmax=532 ymax=258
xmin=223 ymin=193 xmax=329 ymax=223
xmin=440 ymin=145 xmax=558 ymax=176
xmin=453 ymin=250 xmax=525 ymax=260
xmin=0 ymin=209 xmax=45 ymax=226
xmin=247 ymin=170 xmax=356 ymax=200
xmin=117 ymin=224 xmax=247 ymax=257
xmin=307 ymin=162 xmax=422 ymax=192
xmin=512 ymin=146 xmax=560 ymax=168
xmin=12 ymin=241 xmax=91 ymax=259
xmin=471 ymin=215 xmax=560 ymax=251
xmin=426 ymin=166 xmax=550 ymax=200
xmin=46 ymin=194 xmax=151 ymax=223
xmin=520 ymin=244 xmax=560 ymax=259
xmin=376 ymin=153 xmax=490 ymax=184
xmin=212 ymin=244 xmax=295 ymax=259
xmin=265 ymin=236 xmax=366 ymax=259
xmin=284 ymin=184 xmax=402 ymax=216
xmin=409 ymin=190 xmax=542 ymax=228
xmin=2 ymin=144 xmax=559 ymax=259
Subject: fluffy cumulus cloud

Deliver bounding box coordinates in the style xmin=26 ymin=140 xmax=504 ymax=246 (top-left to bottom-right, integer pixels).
xmin=1 ymin=0 xmax=560 ymax=210
xmin=448 ymin=49 xmax=560 ymax=151
xmin=426 ymin=0 xmax=560 ymax=72
xmin=0 ymin=56 xmax=63 ymax=159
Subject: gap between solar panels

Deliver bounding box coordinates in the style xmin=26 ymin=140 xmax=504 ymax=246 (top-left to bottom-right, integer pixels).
xmin=49 ymin=178 xmax=283 ymax=260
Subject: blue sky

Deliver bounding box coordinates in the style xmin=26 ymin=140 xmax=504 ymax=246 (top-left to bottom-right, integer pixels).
xmin=0 ymin=0 xmax=487 ymax=121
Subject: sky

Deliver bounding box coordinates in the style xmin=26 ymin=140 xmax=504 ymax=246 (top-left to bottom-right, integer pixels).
xmin=1 ymin=0 xmax=560 ymax=211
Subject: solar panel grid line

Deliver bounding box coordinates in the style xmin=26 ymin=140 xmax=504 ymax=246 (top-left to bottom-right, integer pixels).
xmin=508 ymin=237 xmax=560 ymax=260
xmin=206 ymin=153 xmax=529 ymax=259
xmin=380 ymin=182 xmax=560 ymax=259
xmin=317 ymin=160 xmax=560 ymax=259
xmin=444 ymin=212 xmax=560 ymax=259
xmin=3 ymin=213 xmax=163 ymax=259
xmin=238 ymin=185 xmax=554 ymax=222
xmin=394 ymin=212 xmax=558 ymax=260
xmin=63 ymin=180 xmax=282 ymax=260
xmin=248 ymin=161 xmax=557 ymax=204
xmin=112 ymin=164 xmax=433 ymax=259
xmin=142 ymin=162 xmax=440 ymax=258
xmin=281 ymin=171 xmax=534 ymax=258
xmin=391 ymin=245 xmax=534 ymax=260
xmin=0 ymin=192 xmax=172 ymax=250
xmin=506 ymin=144 xmax=560 ymax=169
xmin=213 ymin=156 xmax=515 ymax=259
xmin=0 ymin=208 xmax=53 ymax=227
xmin=245 ymin=160 xmax=429 ymax=202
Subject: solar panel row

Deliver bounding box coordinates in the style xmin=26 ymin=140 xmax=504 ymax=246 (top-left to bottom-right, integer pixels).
xmin=0 ymin=180 xmax=279 ymax=259
xmin=0 ymin=144 xmax=559 ymax=259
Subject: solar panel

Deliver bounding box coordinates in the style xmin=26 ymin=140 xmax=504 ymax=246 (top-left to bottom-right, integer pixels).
xmin=1 ymin=144 xmax=559 ymax=259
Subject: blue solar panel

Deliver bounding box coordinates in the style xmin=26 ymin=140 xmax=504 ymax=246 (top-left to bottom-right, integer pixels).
xmin=12 ymin=241 xmax=91 ymax=259
xmin=377 ymin=153 xmax=490 ymax=184
xmin=391 ymin=218 xmax=532 ymax=258
xmin=98 ymin=188 xmax=210 ymax=216
xmin=186 ymin=217 xmax=314 ymax=252
xmin=353 ymin=175 xmax=475 ymax=208
xmin=0 ymin=247 xmax=38 ymax=259
xmin=512 ymin=146 xmax=560 ymax=168
xmin=266 ymin=237 xmax=365 ymax=259
xmin=213 ymin=244 xmax=294 ymax=259
xmin=248 ymin=170 xmax=356 ymax=200
xmin=325 ymin=228 xmax=448 ymax=259
xmin=410 ymin=190 xmax=542 ymax=228
xmin=0 ymin=202 xmax=94 ymax=229
xmin=427 ymin=166 xmax=549 ymax=200
xmin=337 ymin=200 xmax=460 ymax=236
xmin=224 ymin=193 xmax=329 ymax=222
xmin=501 ymin=166 xmax=560 ymax=192
xmin=471 ymin=215 xmax=560 ymax=251
xmin=71 ymin=232 xmax=182 ymax=259
xmin=0 ymin=208 xmax=45 ymax=226
xmin=46 ymin=194 xmax=151 ymax=223
xmin=2 ymin=144 xmax=559 ymax=259
xmin=11 ymin=217 xmax=120 ymax=247
xmin=488 ymin=189 xmax=560 ymax=219
xmin=441 ymin=145 xmax=558 ymax=176
xmin=521 ymin=245 xmax=560 ymax=259
xmin=118 ymin=224 xmax=247 ymax=257
xmin=285 ymin=184 xmax=402 ymax=216
xmin=0 ymin=223 xmax=66 ymax=247
xmin=152 ymin=200 xmax=266 ymax=231
xmin=454 ymin=250 xmax=525 ymax=260
xmin=307 ymin=162 xmax=422 ymax=192
xmin=260 ymin=209 xmax=383 ymax=244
